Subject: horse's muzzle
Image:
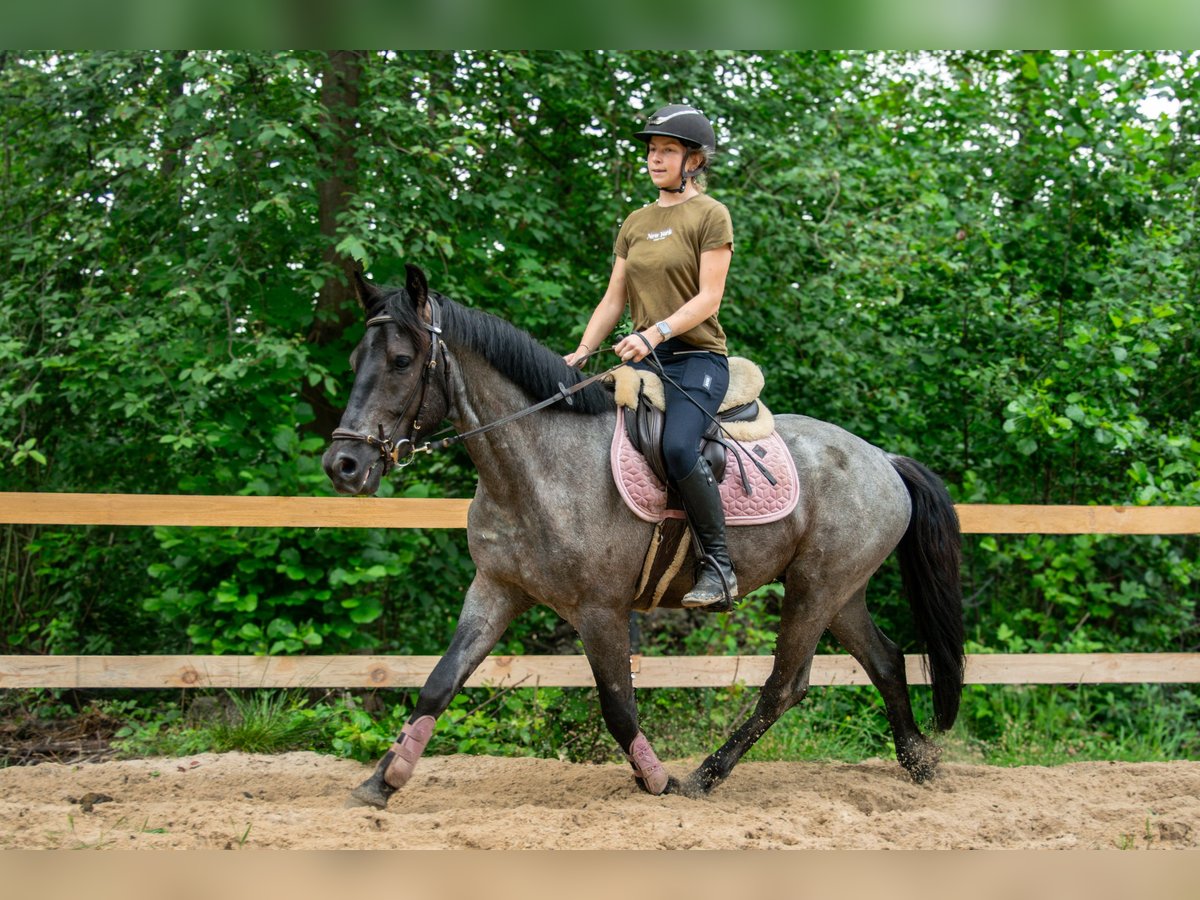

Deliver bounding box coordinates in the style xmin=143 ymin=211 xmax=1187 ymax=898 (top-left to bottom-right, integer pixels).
xmin=323 ymin=441 xmax=385 ymax=495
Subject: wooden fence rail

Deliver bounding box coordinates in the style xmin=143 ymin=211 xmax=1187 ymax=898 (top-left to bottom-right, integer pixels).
xmin=2 ymin=493 xmax=1197 ymax=689
xmin=2 ymin=653 xmax=1199 ymax=690
xmin=3 ymin=493 xmax=1200 ymax=534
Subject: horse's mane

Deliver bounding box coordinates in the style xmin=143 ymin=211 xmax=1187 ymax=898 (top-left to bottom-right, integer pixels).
xmin=381 ymin=288 xmax=613 ymax=416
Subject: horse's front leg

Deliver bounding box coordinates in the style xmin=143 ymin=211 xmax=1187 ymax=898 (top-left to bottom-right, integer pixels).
xmin=348 ymin=576 xmax=530 ymax=809
xmin=573 ymin=607 xmax=671 ymax=796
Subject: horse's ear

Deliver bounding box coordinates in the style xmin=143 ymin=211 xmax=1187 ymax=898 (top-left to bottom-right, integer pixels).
xmin=404 ymin=264 xmax=429 ymax=311
xmin=352 ymin=269 xmax=383 ymax=312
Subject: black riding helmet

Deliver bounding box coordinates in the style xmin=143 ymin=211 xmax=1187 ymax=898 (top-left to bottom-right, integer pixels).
xmin=633 ymin=104 xmax=716 ymax=193
xmin=633 ymin=104 xmax=716 ymax=151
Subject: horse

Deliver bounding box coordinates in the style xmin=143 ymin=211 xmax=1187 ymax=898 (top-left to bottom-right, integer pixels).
xmin=322 ymin=263 xmax=964 ymax=809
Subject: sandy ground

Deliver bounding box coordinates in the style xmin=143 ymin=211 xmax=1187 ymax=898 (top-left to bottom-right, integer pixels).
xmin=1 ymin=752 xmax=1197 ymax=850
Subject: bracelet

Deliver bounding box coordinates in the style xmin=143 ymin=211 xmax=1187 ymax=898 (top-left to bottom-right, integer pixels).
xmin=577 ymin=342 xmax=591 ymax=354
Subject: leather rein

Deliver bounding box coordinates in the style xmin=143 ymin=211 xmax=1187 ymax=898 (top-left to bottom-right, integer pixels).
xmin=331 ymin=296 xmax=626 ymax=483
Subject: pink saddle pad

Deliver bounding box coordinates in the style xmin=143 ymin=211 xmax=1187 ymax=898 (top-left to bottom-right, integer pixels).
xmin=610 ymin=414 xmax=800 ymax=525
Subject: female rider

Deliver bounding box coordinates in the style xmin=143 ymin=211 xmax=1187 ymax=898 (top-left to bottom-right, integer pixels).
xmin=565 ymin=104 xmax=736 ymax=609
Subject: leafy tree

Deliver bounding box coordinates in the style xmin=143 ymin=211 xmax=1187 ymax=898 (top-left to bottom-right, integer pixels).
xmin=1 ymin=54 xmax=1195 ymax=748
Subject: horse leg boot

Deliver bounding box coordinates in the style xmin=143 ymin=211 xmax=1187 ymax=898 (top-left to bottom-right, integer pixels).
xmin=626 ymin=732 xmax=669 ymax=795
xmin=675 ymin=457 xmax=738 ymax=609
xmin=349 ymin=714 xmax=437 ymax=808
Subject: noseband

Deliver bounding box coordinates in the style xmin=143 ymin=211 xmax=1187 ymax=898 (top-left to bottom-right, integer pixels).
xmin=331 ymin=296 xmax=450 ymax=479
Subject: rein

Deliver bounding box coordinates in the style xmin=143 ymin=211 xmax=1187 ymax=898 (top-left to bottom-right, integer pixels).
xmin=332 ymin=298 xmax=626 ymax=480
xmin=409 ymin=355 xmax=626 ymax=457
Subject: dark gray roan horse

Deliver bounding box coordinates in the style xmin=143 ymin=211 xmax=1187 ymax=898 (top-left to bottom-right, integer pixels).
xmin=323 ymin=264 xmax=964 ymax=808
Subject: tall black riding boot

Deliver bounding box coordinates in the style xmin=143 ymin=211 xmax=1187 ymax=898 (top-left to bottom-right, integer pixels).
xmin=674 ymin=457 xmax=738 ymax=609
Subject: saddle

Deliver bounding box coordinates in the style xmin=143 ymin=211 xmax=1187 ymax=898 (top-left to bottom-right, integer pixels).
xmin=609 ymin=358 xmax=776 ymax=495
xmin=607 ymin=359 xmax=800 ymax=611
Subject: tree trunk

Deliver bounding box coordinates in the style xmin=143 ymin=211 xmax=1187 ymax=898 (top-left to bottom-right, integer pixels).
xmin=305 ymin=50 xmax=366 ymax=439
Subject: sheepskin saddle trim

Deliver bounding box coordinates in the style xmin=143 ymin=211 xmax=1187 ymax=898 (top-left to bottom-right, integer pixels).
xmin=607 ymin=358 xmax=774 ymax=442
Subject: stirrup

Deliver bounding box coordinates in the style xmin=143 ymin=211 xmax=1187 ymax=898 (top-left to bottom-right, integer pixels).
xmin=681 ymin=556 xmax=737 ymax=610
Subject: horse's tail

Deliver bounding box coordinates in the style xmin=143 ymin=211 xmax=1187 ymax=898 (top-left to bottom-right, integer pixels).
xmin=889 ymin=455 xmax=965 ymax=731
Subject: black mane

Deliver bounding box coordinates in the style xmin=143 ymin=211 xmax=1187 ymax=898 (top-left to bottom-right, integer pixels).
xmin=381 ymin=288 xmax=613 ymax=416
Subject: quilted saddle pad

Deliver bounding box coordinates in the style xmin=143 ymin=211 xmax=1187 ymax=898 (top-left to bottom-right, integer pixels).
xmin=610 ymin=414 xmax=800 ymax=525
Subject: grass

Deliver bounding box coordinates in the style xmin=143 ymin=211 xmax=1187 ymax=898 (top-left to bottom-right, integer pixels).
xmin=7 ymin=681 xmax=1197 ymax=769
xmin=106 ymin=689 xmax=330 ymax=757
xmin=609 ymin=682 xmax=1198 ymax=768
xmin=232 ymin=822 xmax=253 ymax=848
xmin=207 ymin=691 xmax=326 ymax=754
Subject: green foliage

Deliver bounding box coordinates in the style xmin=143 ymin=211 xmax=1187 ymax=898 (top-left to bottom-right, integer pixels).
xmin=108 ymin=691 xmax=329 ymax=756
xmin=2 ymin=52 xmax=1197 ymax=762
xmin=110 ymin=701 xmax=212 ymax=758
xmin=206 ymin=691 xmax=328 ymax=754
xmin=43 ymin=681 xmax=1196 ymax=769
xmin=952 ymin=684 xmax=1199 ymax=765
xmin=141 ymin=518 xmax=473 ymax=655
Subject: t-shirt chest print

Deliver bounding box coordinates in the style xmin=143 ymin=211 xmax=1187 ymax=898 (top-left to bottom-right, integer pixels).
xmin=646 ymin=227 xmax=673 ymax=242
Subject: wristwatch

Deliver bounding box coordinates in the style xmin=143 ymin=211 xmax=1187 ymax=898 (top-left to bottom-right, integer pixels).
xmin=655 ymin=321 xmax=672 ymax=340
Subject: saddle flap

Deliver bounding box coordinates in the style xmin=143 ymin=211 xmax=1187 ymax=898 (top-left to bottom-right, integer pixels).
xmin=705 ymin=401 xmax=759 ymax=436
xmin=624 ymin=400 xmax=727 ymax=490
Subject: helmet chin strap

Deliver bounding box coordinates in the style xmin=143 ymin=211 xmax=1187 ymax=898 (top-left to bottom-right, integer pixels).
xmin=659 ymin=153 xmax=702 ymax=194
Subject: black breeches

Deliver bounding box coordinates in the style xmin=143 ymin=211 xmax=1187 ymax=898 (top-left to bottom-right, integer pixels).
xmin=633 ymin=343 xmax=730 ymax=483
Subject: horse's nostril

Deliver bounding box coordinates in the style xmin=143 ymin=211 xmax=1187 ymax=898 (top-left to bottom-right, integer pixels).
xmin=337 ymin=455 xmax=359 ymax=478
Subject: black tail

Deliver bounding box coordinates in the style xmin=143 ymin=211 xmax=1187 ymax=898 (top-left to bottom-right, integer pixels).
xmin=889 ymin=455 xmax=965 ymax=731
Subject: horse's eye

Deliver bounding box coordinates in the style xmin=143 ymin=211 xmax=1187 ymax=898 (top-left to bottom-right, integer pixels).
xmin=393 ymin=355 xmax=413 ymax=371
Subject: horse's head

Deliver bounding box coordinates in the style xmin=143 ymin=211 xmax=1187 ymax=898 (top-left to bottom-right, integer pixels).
xmin=322 ymin=264 xmax=450 ymax=495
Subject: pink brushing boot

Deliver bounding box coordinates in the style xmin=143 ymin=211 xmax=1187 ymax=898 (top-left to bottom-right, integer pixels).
xmin=347 ymin=715 xmax=437 ymax=809
xmin=626 ymin=732 xmax=669 ymax=795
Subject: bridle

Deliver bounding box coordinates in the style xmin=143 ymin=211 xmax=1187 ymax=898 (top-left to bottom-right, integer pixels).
xmin=330 ymin=295 xmax=626 ymax=489
xmin=330 ymin=296 xmax=451 ymax=483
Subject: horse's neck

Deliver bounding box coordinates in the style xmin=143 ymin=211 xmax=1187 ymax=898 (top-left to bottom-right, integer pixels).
xmin=444 ymin=344 xmax=533 ymax=437
xmin=445 ymin=343 xmax=608 ymax=509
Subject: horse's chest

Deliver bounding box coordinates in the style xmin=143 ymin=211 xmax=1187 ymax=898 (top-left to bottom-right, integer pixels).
xmin=467 ymin=503 xmax=600 ymax=592
xmin=468 ymin=506 xmax=540 ymax=567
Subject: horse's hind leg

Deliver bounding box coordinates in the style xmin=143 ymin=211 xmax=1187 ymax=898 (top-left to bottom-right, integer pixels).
xmin=828 ymin=588 xmax=940 ymax=782
xmin=574 ymin=607 xmax=669 ymax=795
xmin=348 ymin=576 xmax=530 ymax=809
xmin=680 ymin=580 xmax=830 ymax=797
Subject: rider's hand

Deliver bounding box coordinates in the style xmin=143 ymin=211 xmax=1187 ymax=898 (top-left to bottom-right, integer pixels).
xmin=614 ymin=329 xmax=661 ymax=363
xmin=563 ymin=347 xmax=588 ymax=368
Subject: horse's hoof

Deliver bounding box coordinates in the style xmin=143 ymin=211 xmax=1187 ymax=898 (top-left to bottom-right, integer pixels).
xmin=347 ymin=768 xmax=398 ymax=810
xmin=345 ymin=789 xmax=382 ymax=809
xmin=675 ymin=772 xmax=715 ymax=799
xmin=680 ymin=756 xmax=734 ymax=798
xmin=898 ymin=738 xmax=940 ymax=784
xmin=347 ymin=782 xmax=391 ymax=809
xmin=633 ymin=772 xmax=674 ymax=796
xmin=906 ymin=761 xmax=938 ymax=784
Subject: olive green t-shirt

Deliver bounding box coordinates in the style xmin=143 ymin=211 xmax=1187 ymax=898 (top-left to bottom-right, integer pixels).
xmin=614 ymin=193 xmax=734 ymax=355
